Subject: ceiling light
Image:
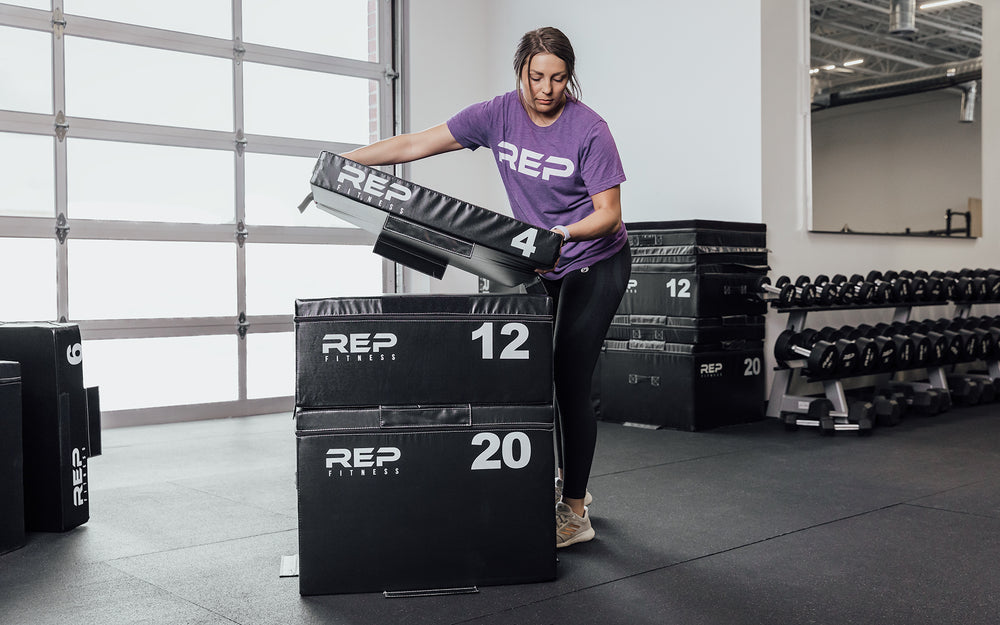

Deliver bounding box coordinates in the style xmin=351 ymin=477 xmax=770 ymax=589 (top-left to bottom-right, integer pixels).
xmin=822 ymin=65 xmax=836 ymax=70
xmin=843 ymin=59 xmax=864 ymax=66
xmin=809 ymin=68 xmax=820 ymax=74
xmin=919 ymin=0 xmax=966 ymax=9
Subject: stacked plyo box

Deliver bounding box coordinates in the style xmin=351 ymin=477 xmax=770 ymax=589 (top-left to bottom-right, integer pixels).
xmin=0 ymin=361 xmax=24 ymax=554
xmin=598 ymin=220 xmax=769 ymax=431
xmin=0 ymin=323 xmax=101 ymax=533
xmin=294 ymin=294 xmax=556 ymax=595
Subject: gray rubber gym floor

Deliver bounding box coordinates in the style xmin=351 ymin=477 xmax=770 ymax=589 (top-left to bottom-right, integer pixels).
xmin=3 ymin=405 xmax=1000 ymax=625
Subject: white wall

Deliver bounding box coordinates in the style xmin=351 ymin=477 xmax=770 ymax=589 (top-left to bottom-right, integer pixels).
xmin=404 ymin=0 xmax=764 ymax=293
xmin=762 ymin=0 xmax=999 ymax=388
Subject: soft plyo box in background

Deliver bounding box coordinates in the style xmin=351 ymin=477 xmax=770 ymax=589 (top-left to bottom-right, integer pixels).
xmin=0 ymin=323 xmax=101 ymax=532
xmin=606 ymin=314 xmax=766 ymax=344
xmin=308 ymin=152 xmax=563 ymax=287
xmin=0 ymin=360 xmax=25 ymax=553
xmin=618 ymin=220 xmax=769 ymax=317
xmin=295 ymin=404 xmax=555 ymax=595
xmin=295 ymin=294 xmax=553 ymax=407
xmin=599 ymin=339 xmax=766 ymax=431
xmin=625 ymin=219 xmax=767 ymax=249
xmin=618 ymin=269 xmax=768 ymax=317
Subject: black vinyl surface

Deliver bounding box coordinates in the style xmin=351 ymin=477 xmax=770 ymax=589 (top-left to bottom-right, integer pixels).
xmin=3 ymin=406 xmax=1000 ymax=624
xmin=309 ymin=153 xmax=563 ymax=287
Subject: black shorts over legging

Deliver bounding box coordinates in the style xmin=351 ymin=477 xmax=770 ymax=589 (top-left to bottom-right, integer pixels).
xmin=541 ymin=242 xmax=631 ymax=501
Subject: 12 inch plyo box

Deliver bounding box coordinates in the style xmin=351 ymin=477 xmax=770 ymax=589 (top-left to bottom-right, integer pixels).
xmin=295 ymin=294 xmax=554 ymax=407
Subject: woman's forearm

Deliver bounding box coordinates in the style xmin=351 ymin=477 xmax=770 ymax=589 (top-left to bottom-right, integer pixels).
xmin=559 ymin=186 xmax=623 ymax=241
xmin=342 ymin=123 xmax=464 ymax=167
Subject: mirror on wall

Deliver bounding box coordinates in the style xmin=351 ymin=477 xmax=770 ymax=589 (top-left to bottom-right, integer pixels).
xmin=809 ymin=0 xmax=982 ymax=238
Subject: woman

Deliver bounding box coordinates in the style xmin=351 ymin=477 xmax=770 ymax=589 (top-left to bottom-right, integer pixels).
xmin=344 ymin=26 xmax=630 ymax=548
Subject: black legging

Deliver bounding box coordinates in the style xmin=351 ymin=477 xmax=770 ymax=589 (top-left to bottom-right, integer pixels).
xmin=542 ymin=242 xmax=631 ymax=501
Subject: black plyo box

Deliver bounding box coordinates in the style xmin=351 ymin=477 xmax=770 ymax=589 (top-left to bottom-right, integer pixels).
xmin=309 ymin=152 xmax=563 ymax=287
xmin=618 ymin=269 xmax=767 ymax=317
xmin=626 ymin=219 xmax=767 ymax=248
xmin=0 ymin=323 xmax=95 ymax=532
xmin=0 ymin=360 xmax=24 ymax=554
xmin=295 ymin=403 xmax=556 ymax=595
xmin=598 ymin=340 xmax=765 ymax=431
xmin=630 ymin=245 xmax=769 ymax=273
xmin=607 ymin=314 xmax=765 ymax=344
xmin=295 ymin=294 xmax=553 ymax=408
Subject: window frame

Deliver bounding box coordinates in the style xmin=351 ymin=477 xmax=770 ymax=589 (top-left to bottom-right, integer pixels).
xmin=0 ymin=0 xmax=401 ymax=426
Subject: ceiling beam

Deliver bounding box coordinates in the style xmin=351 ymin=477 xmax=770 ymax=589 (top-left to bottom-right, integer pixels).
xmin=810 ymin=55 xmax=888 ymax=76
xmin=813 ymin=19 xmax=969 ymax=61
xmin=827 ymin=0 xmax=981 ymax=40
xmin=810 ymin=34 xmax=931 ymax=68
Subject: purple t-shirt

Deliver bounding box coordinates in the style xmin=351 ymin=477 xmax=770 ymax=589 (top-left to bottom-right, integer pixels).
xmin=447 ymin=91 xmax=627 ymax=278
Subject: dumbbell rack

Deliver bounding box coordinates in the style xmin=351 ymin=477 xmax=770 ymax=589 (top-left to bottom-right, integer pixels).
xmin=766 ymin=301 xmax=950 ymax=434
xmin=954 ymin=303 xmax=1000 ymax=381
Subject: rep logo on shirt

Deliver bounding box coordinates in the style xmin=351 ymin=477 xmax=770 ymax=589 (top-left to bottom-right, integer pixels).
xmin=496 ymin=141 xmax=574 ymax=181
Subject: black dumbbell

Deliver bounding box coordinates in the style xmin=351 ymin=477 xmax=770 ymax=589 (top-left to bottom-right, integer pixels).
xmin=881 ymin=382 xmax=945 ymax=415
xmin=827 ymin=274 xmax=876 ymax=306
xmin=773 ymin=330 xmax=838 ymax=375
xmin=857 ymin=390 xmax=903 ymax=427
xmin=807 ymin=328 xmax=862 ymax=376
xmin=911 ymin=270 xmax=947 ymax=302
xmin=885 ymin=322 xmax=937 ymax=368
xmin=755 ymin=276 xmax=796 ymax=306
xmin=971 ymin=318 xmax=1000 ymax=358
xmin=894 ymin=270 xmax=929 ymax=302
xmin=774 ymin=276 xmax=818 ymax=307
xmin=914 ymin=320 xmax=977 ymax=363
xmin=824 ymin=326 xmax=879 ymax=373
xmin=841 ymin=325 xmax=897 ymax=372
xmin=941 ymin=318 xmax=995 ymax=361
xmin=862 ymin=271 xmax=911 ymax=303
xmin=806 ymin=398 xmax=836 ymax=433
xmin=850 ymin=386 xmax=903 ymax=426
xmin=975 ymin=377 xmax=997 ymax=403
xmin=947 ymin=374 xmax=984 ymax=405
xmin=930 ymin=271 xmax=976 ymax=302
xmin=808 ymin=398 xmax=874 ymax=436
xmin=955 ymin=269 xmax=1000 ymax=300
xmin=871 ymin=323 xmax=919 ymax=370
xmin=810 ymin=275 xmax=839 ymax=306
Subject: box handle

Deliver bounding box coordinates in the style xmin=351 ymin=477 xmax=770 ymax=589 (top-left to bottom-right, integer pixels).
xmin=379 ymin=405 xmax=472 ymax=428
xmin=628 ymin=374 xmax=660 ymax=387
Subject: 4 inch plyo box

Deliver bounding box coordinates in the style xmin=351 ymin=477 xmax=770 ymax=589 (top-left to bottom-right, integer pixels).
xmin=598 ymin=339 xmax=766 ymax=431
xmin=295 ymin=294 xmax=553 ymax=408
xmin=626 ymin=219 xmax=767 ymax=249
xmin=630 ymin=245 xmax=769 ymax=272
xmin=0 ymin=323 xmax=100 ymax=532
xmin=307 ymin=152 xmax=563 ymax=287
xmin=296 ymin=403 xmax=556 ymax=595
xmin=0 ymin=361 xmax=25 ymax=554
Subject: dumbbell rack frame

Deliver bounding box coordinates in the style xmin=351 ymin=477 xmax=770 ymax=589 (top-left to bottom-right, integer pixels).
xmin=766 ymin=302 xmax=951 ymax=432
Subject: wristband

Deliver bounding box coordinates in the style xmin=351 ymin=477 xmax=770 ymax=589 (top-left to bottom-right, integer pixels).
xmin=552 ymin=225 xmax=571 ymax=241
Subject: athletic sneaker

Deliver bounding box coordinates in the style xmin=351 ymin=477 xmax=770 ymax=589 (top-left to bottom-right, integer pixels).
xmin=555 ymin=501 xmax=595 ymax=548
xmin=554 ymin=478 xmax=593 ymax=506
